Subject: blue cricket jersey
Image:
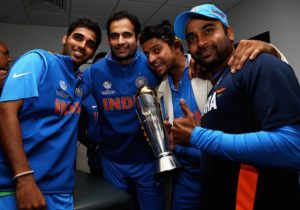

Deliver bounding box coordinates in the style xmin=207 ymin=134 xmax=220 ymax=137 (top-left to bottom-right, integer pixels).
xmin=0 ymin=50 xmax=82 ymax=194
xmin=169 ymin=56 xmax=201 ymax=174
xmin=82 ymin=94 xmax=101 ymax=167
xmin=82 ymin=49 xmax=159 ymax=164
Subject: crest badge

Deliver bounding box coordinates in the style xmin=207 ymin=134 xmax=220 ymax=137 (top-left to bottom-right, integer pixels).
xmin=75 ymin=86 xmax=83 ymax=97
xmin=135 ymin=76 xmax=148 ymax=88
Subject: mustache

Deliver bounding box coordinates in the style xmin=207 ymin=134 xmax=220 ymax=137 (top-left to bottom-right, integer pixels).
xmin=195 ymin=45 xmax=216 ymax=55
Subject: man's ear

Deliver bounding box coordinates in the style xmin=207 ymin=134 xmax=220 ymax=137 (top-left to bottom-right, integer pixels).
xmin=62 ymin=34 xmax=67 ymax=45
xmin=173 ymin=40 xmax=182 ymax=53
xmin=137 ymin=34 xmax=141 ymax=46
xmin=227 ymin=26 xmax=234 ymax=42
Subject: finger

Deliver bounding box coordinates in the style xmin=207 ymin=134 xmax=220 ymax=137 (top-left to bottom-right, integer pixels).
xmin=189 ymin=58 xmax=197 ymax=79
xmin=228 ymin=55 xmax=233 ymax=67
xmin=249 ymin=49 xmax=260 ymax=60
xmin=164 ymin=121 xmax=172 ymax=134
xmin=179 ymin=98 xmax=192 ymax=116
xmin=230 ymin=49 xmax=244 ymax=72
xmin=235 ymin=48 xmax=253 ymax=70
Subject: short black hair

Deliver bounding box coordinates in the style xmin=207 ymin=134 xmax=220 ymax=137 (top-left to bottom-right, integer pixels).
xmin=67 ymin=16 xmax=102 ymax=51
xmin=106 ymin=11 xmax=141 ymax=39
xmin=140 ymin=20 xmax=176 ymax=50
xmin=93 ymin=52 xmax=107 ymax=63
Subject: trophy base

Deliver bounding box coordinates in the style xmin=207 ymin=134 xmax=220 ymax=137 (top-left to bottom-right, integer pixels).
xmin=154 ymin=155 xmax=183 ymax=179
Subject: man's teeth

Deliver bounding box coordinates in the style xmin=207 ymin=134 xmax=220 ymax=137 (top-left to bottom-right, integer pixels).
xmin=75 ymin=51 xmax=83 ymax=56
xmin=154 ymin=63 xmax=161 ymax=67
xmin=201 ymin=49 xmax=213 ymax=55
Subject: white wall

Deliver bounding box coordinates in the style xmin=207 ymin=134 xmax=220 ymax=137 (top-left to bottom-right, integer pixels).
xmin=0 ymin=23 xmax=110 ymax=65
xmin=227 ymin=0 xmax=300 ymax=79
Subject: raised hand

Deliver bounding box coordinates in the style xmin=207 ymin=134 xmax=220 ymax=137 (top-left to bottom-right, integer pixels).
xmin=171 ymin=99 xmax=200 ymax=147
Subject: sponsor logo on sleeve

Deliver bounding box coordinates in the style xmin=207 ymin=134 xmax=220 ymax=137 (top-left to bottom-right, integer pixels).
xmin=13 ymin=72 xmax=32 ymax=78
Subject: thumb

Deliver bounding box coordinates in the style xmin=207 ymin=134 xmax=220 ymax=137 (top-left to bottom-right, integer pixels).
xmin=179 ymin=98 xmax=192 ymax=116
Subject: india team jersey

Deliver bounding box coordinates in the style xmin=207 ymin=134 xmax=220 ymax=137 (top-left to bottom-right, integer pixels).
xmin=169 ymin=57 xmax=201 ymax=174
xmin=83 ymin=94 xmax=101 ymax=142
xmin=201 ymin=53 xmax=300 ymax=209
xmin=0 ymin=50 xmax=82 ymax=194
xmin=82 ymin=50 xmax=159 ymax=164
xmin=82 ymin=94 xmax=101 ymax=167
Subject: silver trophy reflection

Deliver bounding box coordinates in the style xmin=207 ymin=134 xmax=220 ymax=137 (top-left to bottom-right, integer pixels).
xmin=135 ymin=85 xmax=182 ymax=178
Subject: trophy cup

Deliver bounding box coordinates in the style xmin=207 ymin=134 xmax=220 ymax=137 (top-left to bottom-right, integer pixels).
xmin=135 ymin=85 xmax=182 ymax=178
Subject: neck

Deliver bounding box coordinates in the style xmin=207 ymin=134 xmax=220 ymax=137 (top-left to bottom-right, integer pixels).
xmin=115 ymin=58 xmax=133 ymax=65
xmin=73 ymin=65 xmax=79 ymax=72
xmin=169 ymin=53 xmax=187 ymax=89
xmin=210 ymin=48 xmax=235 ymax=79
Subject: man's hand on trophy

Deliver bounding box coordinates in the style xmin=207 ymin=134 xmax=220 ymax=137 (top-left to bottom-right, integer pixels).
xmin=171 ymin=99 xmax=200 ymax=147
xmin=163 ymin=120 xmax=176 ymax=152
xmin=141 ymin=126 xmax=151 ymax=146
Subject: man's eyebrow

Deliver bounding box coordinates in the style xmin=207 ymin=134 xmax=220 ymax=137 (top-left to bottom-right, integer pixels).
xmin=148 ymin=43 xmax=161 ymax=50
xmin=185 ymin=23 xmax=216 ymax=39
xmin=74 ymin=32 xmax=96 ymax=46
xmin=73 ymin=33 xmax=84 ymax=37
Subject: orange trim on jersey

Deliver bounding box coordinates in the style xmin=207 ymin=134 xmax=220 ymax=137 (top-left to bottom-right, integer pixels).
xmin=236 ymin=164 xmax=258 ymax=210
xmin=216 ymin=87 xmax=226 ymax=93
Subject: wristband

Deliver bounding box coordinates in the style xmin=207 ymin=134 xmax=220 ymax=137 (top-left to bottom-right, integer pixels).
xmin=13 ymin=170 xmax=34 ymax=180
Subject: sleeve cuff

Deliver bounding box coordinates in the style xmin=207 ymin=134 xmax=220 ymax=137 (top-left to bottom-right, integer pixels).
xmin=269 ymin=44 xmax=289 ymax=64
xmin=190 ymin=126 xmax=202 ymax=148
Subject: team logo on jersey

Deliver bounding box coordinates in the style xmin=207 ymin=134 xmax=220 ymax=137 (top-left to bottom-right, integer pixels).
xmin=135 ymin=76 xmax=148 ymax=88
xmin=56 ymin=80 xmax=69 ymax=98
xmin=60 ymin=80 xmax=67 ymax=90
xmin=101 ymin=81 xmax=116 ymax=95
xmin=75 ymin=86 xmax=83 ymax=97
xmin=103 ymin=81 xmax=112 ymax=89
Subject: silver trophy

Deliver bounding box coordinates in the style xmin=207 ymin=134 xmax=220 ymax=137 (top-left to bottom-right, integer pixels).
xmin=135 ymin=85 xmax=182 ymax=178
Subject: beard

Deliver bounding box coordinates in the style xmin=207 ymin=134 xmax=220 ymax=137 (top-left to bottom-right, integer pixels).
xmin=192 ymin=43 xmax=233 ymax=70
xmin=110 ymin=45 xmax=137 ymax=63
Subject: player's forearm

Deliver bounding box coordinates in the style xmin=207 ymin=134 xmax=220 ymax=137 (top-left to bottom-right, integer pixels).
xmin=175 ymin=145 xmax=201 ymax=160
xmin=0 ymin=100 xmax=32 ymax=176
xmin=190 ymin=125 xmax=300 ymax=170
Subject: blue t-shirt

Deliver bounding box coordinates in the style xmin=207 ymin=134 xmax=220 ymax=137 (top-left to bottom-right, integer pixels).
xmin=200 ymin=53 xmax=300 ymax=209
xmin=169 ymin=56 xmax=201 ymax=174
xmin=0 ymin=50 xmax=82 ymax=194
xmin=82 ymin=50 xmax=159 ymax=164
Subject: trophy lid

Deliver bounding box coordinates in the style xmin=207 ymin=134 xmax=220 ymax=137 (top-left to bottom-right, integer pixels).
xmin=136 ymin=85 xmax=159 ymax=101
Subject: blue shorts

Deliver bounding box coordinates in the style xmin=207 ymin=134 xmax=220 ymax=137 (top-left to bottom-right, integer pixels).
xmin=0 ymin=193 xmax=73 ymax=209
xmin=101 ymin=157 xmax=166 ymax=210
xmin=172 ymin=171 xmax=202 ymax=210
